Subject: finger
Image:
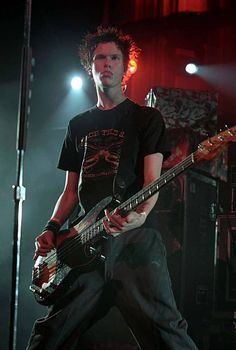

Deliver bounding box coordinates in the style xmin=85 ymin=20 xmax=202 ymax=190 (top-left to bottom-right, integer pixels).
xmin=103 ymin=219 xmax=118 ymax=234
xmin=102 ymin=219 xmax=121 ymax=237
xmin=107 ymin=209 xmax=129 ymax=226
xmin=103 ymin=219 xmax=120 ymax=233
xmin=33 ymin=249 xmax=51 ymax=260
xmin=104 ymin=208 xmax=112 ymax=220
xmin=33 ymin=253 xmax=38 ymax=260
xmin=113 ymin=208 xmax=120 ymax=215
xmin=36 ymin=239 xmax=54 ymax=249
xmin=38 ymin=247 xmax=53 ymax=253
xmin=102 ymin=218 xmax=121 ymax=233
xmin=33 ymin=250 xmax=47 ymax=260
xmin=102 ymin=219 xmax=111 ymax=233
xmin=104 ymin=209 xmax=123 ymax=229
xmin=34 ymin=241 xmax=53 ymax=259
xmin=33 ymin=251 xmax=47 ymax=259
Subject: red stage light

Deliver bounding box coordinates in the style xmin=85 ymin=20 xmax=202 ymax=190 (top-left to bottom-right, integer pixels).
xmin=128 ymin=59 xmax=137 ymax=74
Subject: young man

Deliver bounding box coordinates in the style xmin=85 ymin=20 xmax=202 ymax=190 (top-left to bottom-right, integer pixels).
xmin=27 ymin=26 xmax=198 ymax=349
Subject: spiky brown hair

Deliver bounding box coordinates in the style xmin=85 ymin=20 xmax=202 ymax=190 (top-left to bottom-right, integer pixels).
xmin=79 ymin=26 xmax=141 ymax=84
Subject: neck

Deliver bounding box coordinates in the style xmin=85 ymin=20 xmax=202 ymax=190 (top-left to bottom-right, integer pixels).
xmin=96 ymin=86 xmax=126 ymax=110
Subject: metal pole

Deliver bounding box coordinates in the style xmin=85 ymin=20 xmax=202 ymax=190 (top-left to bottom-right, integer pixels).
xmin=9 ymin=1 xmax=32 ymax=349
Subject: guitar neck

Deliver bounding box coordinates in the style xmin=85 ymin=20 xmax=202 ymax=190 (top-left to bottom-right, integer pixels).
xmin=80 ymin=153 xmax=195 ymax=244
xmin=117 ymin=153 xmax=195 ymax=214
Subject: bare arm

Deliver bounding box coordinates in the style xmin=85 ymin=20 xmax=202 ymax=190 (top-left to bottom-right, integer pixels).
xmin=50 ymin=171 xmax=80 ymax=225
xmin=34 ymin=171 xmax=79 ymax=259
xmin=135 ymin=152 xmax=163 ymax=215
xmin=103 ymin=152 xmax=163 ymax=235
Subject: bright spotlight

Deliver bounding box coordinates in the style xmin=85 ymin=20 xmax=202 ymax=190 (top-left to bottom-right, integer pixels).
xmin=128 ymin=59 xmax=137 ymax=74
xmin=71 ymin=76 xmax=83 ymax=90
xmin=185 ymin=63 xmax=198 ymax=75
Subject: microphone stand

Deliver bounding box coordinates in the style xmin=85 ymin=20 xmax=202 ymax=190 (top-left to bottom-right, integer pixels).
xmin=9 ymin=1 xmax=32 ymax=349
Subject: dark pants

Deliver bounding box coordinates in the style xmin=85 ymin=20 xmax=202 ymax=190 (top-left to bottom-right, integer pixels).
xmin=26 ymin=228 xmax=198 ymax=350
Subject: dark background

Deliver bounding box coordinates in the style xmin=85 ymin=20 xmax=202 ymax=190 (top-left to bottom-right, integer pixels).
xmin=1 ymin=1 xmax=236 ymax=349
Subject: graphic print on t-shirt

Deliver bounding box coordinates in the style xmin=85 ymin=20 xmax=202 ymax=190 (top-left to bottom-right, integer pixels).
xmin=80 ymin=128 xmax=125 ymax=178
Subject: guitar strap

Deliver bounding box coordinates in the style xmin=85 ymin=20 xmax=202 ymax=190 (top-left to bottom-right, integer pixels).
xmin=113 ymin=102 xmax=140 ymax=202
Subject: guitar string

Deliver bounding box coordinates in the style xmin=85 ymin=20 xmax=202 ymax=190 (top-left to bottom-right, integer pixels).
xmin=44 ymin=130 xmax=233 ymax=273
xmin=32 ymin=131 xmax=236 ymax=286
xmin=32 ymin=154 xmax=195 ymax=287
xmin=32 ymin=155 xmax=194 ymax=285
xmin=32 ymin=154 xmax=195 ymax=285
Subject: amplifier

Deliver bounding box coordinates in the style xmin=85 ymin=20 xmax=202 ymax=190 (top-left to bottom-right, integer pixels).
xmin=216 ymin=214 xmax=236 ymax=307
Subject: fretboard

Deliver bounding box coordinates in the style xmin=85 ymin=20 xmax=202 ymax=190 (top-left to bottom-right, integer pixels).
xmin=80 ymin=153 xmax=195 ymax=244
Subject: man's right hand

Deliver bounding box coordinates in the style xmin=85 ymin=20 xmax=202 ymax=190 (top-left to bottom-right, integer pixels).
xmin=33 ymin=230 xmax=55 ymax=260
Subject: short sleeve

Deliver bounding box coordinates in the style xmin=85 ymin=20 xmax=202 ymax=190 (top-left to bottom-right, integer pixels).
xmin=140 ymin=108 xmax=170 ymax=160
xmin=57 ymin=120 xmax=82 ymax=172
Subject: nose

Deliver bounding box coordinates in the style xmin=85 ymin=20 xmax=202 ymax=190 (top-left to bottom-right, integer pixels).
xmin=104 ymin=56 xmax=112 ymax=67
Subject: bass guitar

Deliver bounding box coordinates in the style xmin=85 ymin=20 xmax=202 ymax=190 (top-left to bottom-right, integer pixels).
xmin=30 ymin=126 xmax=236 ymax=305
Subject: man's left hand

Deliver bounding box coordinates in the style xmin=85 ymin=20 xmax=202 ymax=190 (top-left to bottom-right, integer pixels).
xmin=102 ymin=208 xmax=147 ymax=237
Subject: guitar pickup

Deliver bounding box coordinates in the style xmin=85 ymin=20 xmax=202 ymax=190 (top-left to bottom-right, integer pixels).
xmin=89 ymin=246 xmax=106 ymax=261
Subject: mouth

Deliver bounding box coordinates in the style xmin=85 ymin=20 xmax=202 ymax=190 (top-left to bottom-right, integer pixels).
xmin=101 ymin=71 xmax=113 ymax=77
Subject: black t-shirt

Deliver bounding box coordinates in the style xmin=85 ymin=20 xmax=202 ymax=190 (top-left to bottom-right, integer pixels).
xmin=58 ymin=98 xmax=170 ymax=223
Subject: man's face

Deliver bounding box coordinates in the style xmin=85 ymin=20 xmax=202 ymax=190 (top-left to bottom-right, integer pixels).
xmin=91 ymin=42 xmax=125 ymax=89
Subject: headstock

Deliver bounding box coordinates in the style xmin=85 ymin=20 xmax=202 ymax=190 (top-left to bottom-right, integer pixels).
xmin=195 ymin=125 xmax=236 ymax=162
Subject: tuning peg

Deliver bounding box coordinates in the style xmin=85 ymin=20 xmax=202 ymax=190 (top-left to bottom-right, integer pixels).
xmin=204 ymin=132 xmax=213 ymax=146
xmin=198 ymin=144 xmax=205 ymax=150
xmin=207 ymin=138 xmax=213 ymax=146
xmin=225 ymin=125 xmax=234 ymax=136
xmin=218 ymin=134 xmax=225 ymax=141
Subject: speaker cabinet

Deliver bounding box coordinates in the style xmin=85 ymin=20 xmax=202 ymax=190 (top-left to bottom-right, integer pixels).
xmin=156 ymin=169 xmax=217 ymax=346
xmin=216 ymin=215 xmax=236 ymax=307
xmin=76 ymin=170 xmax=219 ymax=349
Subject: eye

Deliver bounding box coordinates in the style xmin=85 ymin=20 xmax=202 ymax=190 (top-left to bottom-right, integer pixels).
xmin=111 ymin=55 xmax=120 ymax=60
xmin=93 ymin=54 xmax=106 ymax=61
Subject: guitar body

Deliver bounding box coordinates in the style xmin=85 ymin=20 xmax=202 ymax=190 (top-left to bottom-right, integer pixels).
xmin=30 ymin=126 xmax=236 ymax=306
xmin=30 ymin=196 xmax=112 ymax=306
xmin=32 ymin=235 xmax=103 ymax=306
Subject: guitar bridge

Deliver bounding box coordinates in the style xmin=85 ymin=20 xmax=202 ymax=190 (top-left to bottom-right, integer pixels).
xmin=29 ymin=284 xmax=43 ymax=295
xmin=30 ymin=283 xmax=52 ymax=296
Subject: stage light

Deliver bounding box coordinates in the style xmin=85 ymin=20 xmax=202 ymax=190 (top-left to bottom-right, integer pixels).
xmin=128 ymin=59 xmax=137 ymax=74
xmin=185 ymin=63 xmax=198 ymax=75
xmin=71 ymin=76 xmax=83 ymax=90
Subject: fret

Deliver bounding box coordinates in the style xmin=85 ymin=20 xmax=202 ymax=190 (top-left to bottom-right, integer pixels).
xmin=151 ymin=185 xmax=156 ymax=194
xmin=90 ymin=229 xmax=95 ymax=238
xmin=99 ymin=222 xmax=103 ymax=232
xmin=81 ymin=153 xmax=197 ymax=244
xmin=82 ymin=233 xmax=86 ymax=244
